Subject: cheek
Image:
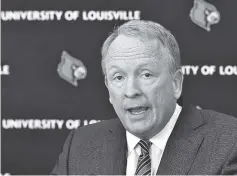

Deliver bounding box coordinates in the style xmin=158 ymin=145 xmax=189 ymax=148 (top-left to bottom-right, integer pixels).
xmin=145 ymin=81 xmax=173 ymax=106
xmin=108 ymin=86 xmax=124 ymax=105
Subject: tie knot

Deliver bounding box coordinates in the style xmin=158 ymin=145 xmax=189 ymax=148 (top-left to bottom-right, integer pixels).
xmin=138 ymin=140 xmax=151 ymax=154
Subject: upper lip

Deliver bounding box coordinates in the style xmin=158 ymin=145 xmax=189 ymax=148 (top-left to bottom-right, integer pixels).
xmin=125 ymin=106 xmax=149 ymax=110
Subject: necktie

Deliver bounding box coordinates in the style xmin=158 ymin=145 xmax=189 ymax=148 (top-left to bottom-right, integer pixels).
xmin=135 ymin=140 xmax=152 ymax=175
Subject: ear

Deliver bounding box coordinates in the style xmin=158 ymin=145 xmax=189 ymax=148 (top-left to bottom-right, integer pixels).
xmin=109 ymin=97 xmax=112 ymax=104
xmin=172 ymin=69 xmax=184 ymax=100
xmin=104 ymin=75 xmax=112 ymax=104
xmin=104 ymin=75 xmax=108 ymax=88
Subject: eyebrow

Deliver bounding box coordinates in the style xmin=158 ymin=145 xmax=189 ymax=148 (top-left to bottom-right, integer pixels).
xmin=107 ymin=62 xmax=156 ymax=74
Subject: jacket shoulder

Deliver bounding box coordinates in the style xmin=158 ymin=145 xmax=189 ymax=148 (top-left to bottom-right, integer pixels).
xmin=199 ymin=108 xmax=237 ymax=128
xmin=74 ymin=118 xmax=121 ymax=133
xmin=70 ymin=118 xmax=123 ymax=144
xmin=196 ymin=108 xmax=237 ymax=142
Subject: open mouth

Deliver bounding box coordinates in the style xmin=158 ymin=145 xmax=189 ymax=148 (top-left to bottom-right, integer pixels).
xmin=127 ymin=107 xmax=149 ymax=115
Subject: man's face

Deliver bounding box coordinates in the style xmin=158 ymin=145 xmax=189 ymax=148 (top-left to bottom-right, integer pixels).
xmin=104 ymin=35 xmax=182 ymax=139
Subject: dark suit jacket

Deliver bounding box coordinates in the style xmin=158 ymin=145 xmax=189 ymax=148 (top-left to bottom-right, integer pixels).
xmin=52 ymin=105 xmax=237 ymax=175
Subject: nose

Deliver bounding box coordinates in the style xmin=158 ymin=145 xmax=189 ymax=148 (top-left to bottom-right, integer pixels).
xmin=124 ymin=77 xmax=141 ymax=98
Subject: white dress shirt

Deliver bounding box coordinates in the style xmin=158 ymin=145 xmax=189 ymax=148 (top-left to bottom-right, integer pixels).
xmin=126 ymin=104 xmax=182 ymax=176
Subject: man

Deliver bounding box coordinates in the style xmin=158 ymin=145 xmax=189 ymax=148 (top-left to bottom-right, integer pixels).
xmin=52 ymin=20 xmax=237 ymax=175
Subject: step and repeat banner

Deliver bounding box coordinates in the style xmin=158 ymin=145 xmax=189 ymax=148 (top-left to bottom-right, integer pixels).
xmin=1 ymin=0 xmax=237 ymax=175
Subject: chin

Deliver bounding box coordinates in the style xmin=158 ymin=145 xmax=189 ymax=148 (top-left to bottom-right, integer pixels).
xmin=128 ymin=124 xmax=153 ymax=138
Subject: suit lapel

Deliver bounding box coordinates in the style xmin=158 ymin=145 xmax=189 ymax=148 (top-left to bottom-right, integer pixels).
xmin=157 ymin=105 xmax=205 ymax=175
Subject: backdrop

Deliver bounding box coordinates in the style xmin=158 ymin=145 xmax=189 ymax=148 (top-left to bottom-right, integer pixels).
xmin=1 ymin=0 xmax=237 ymax=175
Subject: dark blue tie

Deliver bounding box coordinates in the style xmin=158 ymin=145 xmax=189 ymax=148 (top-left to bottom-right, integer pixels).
xmin=135 ymin=140 xmax=152 ymax=175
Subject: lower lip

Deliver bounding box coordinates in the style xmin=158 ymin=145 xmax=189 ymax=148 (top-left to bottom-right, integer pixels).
xmin=126 ymin=108 xmax=150 ymax=119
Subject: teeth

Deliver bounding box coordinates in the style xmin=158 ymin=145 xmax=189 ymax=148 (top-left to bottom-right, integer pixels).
xmin=131 ymin=110 xmax=145 ymax=115
xmin=128 ymin=107 xmax=148 ymax=115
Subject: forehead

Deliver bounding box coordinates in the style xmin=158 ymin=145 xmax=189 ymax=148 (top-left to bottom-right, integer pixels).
xmin=105 ymin=35 xmax=164 ymax=62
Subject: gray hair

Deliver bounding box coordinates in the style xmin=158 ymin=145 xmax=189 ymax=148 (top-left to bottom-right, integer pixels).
xmin=101 ymin=20 xmax=181 ymax=75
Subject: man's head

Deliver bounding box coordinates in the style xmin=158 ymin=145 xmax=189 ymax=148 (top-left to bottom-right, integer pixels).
xmin=102 ymin=20 xmax=183 ymax=139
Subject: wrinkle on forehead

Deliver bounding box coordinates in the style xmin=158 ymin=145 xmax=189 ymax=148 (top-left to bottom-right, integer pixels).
xmin=105 ymin=35 xmax=165 ymax=63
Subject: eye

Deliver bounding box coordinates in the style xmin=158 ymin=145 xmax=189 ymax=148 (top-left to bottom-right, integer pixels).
xmin=113 ymin=75 xmax=124 ymax=81
xmin=141 ymin=72 xmax=153 ymax=79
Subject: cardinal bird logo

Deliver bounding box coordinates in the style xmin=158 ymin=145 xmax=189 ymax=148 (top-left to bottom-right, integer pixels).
xmin=190 ymin=0 xmax=220 ymax=31
xmin=57 ymin=51 xmax=87 ymax=86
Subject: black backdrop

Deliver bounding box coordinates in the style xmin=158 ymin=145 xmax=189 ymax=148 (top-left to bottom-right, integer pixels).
xmin=1 ymin=0 xmax=237 ymax=175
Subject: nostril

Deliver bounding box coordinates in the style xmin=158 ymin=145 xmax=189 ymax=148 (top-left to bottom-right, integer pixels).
xmin=124 ymin=92 xmax=141 ymax=98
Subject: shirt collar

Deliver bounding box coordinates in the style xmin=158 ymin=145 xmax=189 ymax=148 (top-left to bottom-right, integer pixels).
xmin=126 ymin=104 xmax=182 ymax=155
